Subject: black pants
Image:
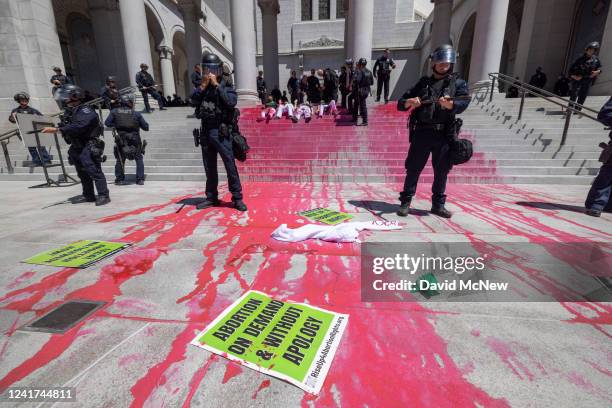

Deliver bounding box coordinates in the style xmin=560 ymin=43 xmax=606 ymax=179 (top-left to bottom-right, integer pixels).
xmin=114 ymin=146 xmax=144 ymax=181
xmin=399 ymin=129 xmax=452 ymax=206
xmin=585 ymin=164 xmax=612 ymax=211
xmin=352 ymin=93 xmax=368 ymax=123
xmin=200 ymin=127 xmax=243 ymax=201
xmin=569 ymin=78 xmax=592 ymax=111
xmin=141 ymin=88 xmax=164 ymax=112
xmin=258 ymin=91 xmax=266 ymax=104
xmin=340 ymin=90 xmax=348 ymax=108
xmin=69 ymin=144 xmax=109 ymax=199
xmin=376 ymin=74 xmax=390 ymax=102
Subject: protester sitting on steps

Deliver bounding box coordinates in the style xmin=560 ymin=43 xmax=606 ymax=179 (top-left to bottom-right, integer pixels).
xmin=275 ymin=100 xmax=295 ymax=119
xmin=293 ymin=101 xmax=312 ymax=123
xmin=260 ymin=95 xmax=277 ymax=121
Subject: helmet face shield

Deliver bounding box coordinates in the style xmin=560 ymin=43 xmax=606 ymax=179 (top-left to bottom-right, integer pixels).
xmin=54 ymin=85 xmax=83 ymax=104
xmin=119 ymin=93 xmax=136 ymax=107
xmin=431 ymin=47 xmax=457 ymax=64
xmin=202 ymin=63 xmax=222 ymax=78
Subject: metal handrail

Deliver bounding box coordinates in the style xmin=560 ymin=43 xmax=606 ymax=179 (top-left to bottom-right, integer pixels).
xmin=487 ymin=72 xmax=605 ymax=145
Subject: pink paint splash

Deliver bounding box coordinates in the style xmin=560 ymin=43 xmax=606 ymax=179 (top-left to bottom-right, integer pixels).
xmin=222 ymin=361 xmax=244 ymax=384
xmin=251 ymin=379 xmax=271 ymax=400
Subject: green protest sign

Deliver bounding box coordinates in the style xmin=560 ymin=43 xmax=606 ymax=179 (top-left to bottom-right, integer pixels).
xmin=190 ymin=290 xmax=349 ymax=394
xmin=298 ymin=207 xmax=353 ymax=225
xmin=22 ymin=240 xmax=130 ymax=268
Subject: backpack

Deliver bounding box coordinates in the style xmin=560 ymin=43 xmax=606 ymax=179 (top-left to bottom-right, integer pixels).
xmin=447 ymin=118 xmax=473 ymax=165
xmin=229 ymin=109 xmax=249 ymax=162
xmin=232 ymin=132 xmax=249 ymax=162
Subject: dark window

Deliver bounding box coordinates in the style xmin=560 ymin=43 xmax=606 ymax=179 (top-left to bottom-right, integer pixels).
xmin=319 ymin=0 xmax=330 ymax=20
xmin=336 ymin=0 xmax=346 ymax=18
xmin=301 ymin=0 xmax=312 ymax=21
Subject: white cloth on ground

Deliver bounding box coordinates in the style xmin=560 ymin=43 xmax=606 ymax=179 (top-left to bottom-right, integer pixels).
xmin=271 ymin=220 xmax=402 ymax=243
xmin=276 ymin=103 xmax=294 ymax=118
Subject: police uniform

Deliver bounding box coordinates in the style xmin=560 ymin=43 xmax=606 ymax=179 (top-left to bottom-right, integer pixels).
xmin=8 ymin=105 xmax=51 ymax=164
xmin=191 ymin=70 xmax=202 ymax=89
xmin=60 ymin=104 xmax=109 ymax=201
xmin=50 ymin=73 xmax=69 ymax=91
xmin=307 ymin=74 xmax=322 ymax=104
xmin=191 ymin=79 xmax=243 ymax=204
xmin=585 ymin=97 xmax=612 ymax=216
xmin=569 ymin=53 xmax=602 ymax=111
xmin=287 ymin=76 xmax=299 ymax=104
xmin=397 ymin=73 xmax=470 ymax=210
xmin=257 ymin=76 xmax=267 ymax=104
xmin=373 ymin=55 xmax=396 ymax=103
xmin=104 ymin=107 xmax=149 ymax=183
xmin=135 ymin=69 xmax=166 ymax=112
xmin=352 ymin=63 xmax=373 ymax=125
xmin=101 ymin=85 xmax=120 ymax=109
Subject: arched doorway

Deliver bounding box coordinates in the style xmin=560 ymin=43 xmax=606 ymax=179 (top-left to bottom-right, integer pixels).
xmin=566 ymin=0 xmax=610 ymax=69
xmin=172 ymin=30 xmax=189 ymax=99
xmin=457 ymin=13 xmax=476 ymax=81
xmin=66 ymin=13 xmax=101 ymax=93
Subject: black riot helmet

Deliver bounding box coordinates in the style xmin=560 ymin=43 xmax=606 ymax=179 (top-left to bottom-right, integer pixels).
xmin=201 ymin=52 xmax=223 ymax=78
xmin=586 ymin=41 xmax=600 ymax=51
xmin=54 ymin=84 xmax=84 ymax=105
xmin=119 ymin=93 xmax=136 ymax=107
xmin=357 ymin=58 xmax=368 ymax=67
xmin=14 ymin=92 xmax=30 ymax=103
xmin=431 ymin=44 xmax=457 ymax=65
xmin=106 ymin=76 xmax=117 ymax=84
xmin=345 ymin=58 xmax=354 ymax=67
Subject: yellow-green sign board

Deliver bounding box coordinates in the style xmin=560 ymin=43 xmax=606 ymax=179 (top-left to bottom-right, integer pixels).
xmin=190 ymin=290 xmax=348 ymax=394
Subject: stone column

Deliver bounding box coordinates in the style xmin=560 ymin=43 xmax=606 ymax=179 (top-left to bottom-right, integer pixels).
xmin=118 ymin=0 xmax=154 ymax=85
xmin=258 ymin=1 xmax=280 ymax=90
xmin=180 ymin=1 xmax=203 ymax=73
xmin=0 ymin=0 xmax=65 ymax=116
xmin=431 ymin=0 xmax=453 ymax=48
xmin=350 ymin=0 xmax=374 ymax=65
xmin=230 ymin=0 xmax=259 ymax=105
xmin=468 ymin=0 xmax=510 ymax=85
xmin=343 ymin=0 xmax=352 ymax=59
xmin=88 ymin=0 xmax=130 ymax=87
xmin=159 ymin=46 xmax=176 ymax=98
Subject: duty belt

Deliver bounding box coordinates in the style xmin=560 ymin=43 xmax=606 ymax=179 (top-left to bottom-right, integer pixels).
xmin=413 ymin=123 xmax=446 ymax=131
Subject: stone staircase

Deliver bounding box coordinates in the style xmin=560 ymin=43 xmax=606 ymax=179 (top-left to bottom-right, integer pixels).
xmin=0 ymin=93 xmax=609 ymax=184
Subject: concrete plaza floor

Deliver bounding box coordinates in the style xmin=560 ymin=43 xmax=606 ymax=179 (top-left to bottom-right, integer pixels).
xmin=0 ymin=180 xmax=610 ymax=407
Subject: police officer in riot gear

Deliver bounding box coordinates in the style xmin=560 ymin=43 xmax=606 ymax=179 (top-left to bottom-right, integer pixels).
xmin=341 ymin=59 xmax=355 ymax=111
xmin=191 ymin=52 xmax=246 ymax=212
xmin=105 ymin=93 xmax=149 ymax=185
xmin=352 ymin=58 xmax=374 ymax=126
xmin=50 ymin=66 xmax=70 ymax=95
xmin=41 ymin=85 xmax=110 ymax=206
xmin=101 ymin=76 xmax=120 ymax=109
xmin=569 ymin=41 xmax=602 ymax=113
xmin=136 ymin=63 xmax=167 ymax=113
xmin=396 ymin=44 xmax=470 ymax=218
xmin=8 ymin=92 xmax=52 ymax=166
xmin=373 ymin=48 xmax=396 ymax=103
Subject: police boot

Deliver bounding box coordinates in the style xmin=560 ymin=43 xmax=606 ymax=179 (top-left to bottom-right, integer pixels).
xmin=233 ymin=199 xmax=248 ymax=212
xmin=397 ymin=200 xmax=411 ymax=217
xmin=71 ymin=195 xmax=96 ymax=204
xmin=95 ymin=195 xmax=111 ymax=206
xmin=431 ymin=205 xmax=452 ymax=219
xmin=586 ymin=208 xmax=602 ymax=217
xmin=196 ymin=198 xmax=220 ymax=210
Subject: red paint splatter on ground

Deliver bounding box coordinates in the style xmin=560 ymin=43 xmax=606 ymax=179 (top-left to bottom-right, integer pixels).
xmin=484 ymin=337 xmax=536 ymax=381
xmin=0 ymin=321 xmax=84 ymax=392
xmin=251 ymin=379 xmax=271 ymax=399
xmin=181 ymin=355 xmax=216 ymax=408
xmin=5 ymin=271 xmax=36 ymax=290
xmin=222 ymin=361 xmax=244 ymax=384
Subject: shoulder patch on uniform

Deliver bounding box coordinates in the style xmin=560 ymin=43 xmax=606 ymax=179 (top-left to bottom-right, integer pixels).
xmin=82 ymin=106 xmax=92 ymax=113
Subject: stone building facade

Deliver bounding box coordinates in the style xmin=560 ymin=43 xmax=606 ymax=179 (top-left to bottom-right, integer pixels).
xmin=1 ymin=0 xmax=611 ymax=127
